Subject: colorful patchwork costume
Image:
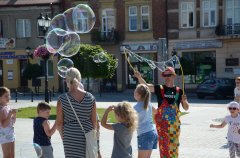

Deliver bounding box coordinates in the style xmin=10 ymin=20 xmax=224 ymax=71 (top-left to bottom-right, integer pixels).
xmin=155 ymin=85 xmax=181 ymax=158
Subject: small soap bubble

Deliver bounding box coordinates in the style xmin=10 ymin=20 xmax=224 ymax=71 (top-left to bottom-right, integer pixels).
xmin=98 ymin=52 xmax=108 ymax=63
xmin=57 ymin=58 xmax=74 ymax=78
xmin=93 ymin=54 xmax=100 ymax=63
xmin=20 ymin=143 xmax=42 ymax=158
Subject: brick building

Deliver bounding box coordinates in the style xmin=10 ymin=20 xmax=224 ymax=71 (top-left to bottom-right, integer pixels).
xmin=166 ymin=0 xmax=240 ymax=89
xmin=0 ymin=0 xmax=61 ymax=91
xmin=66 ymin=0 xmax=169 ymax=91
xmin=2 ymin=0 xmax=238 ymax=92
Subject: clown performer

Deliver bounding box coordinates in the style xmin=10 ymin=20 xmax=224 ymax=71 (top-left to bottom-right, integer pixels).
xmin=134 ymin=67 xmax=189 ymax=158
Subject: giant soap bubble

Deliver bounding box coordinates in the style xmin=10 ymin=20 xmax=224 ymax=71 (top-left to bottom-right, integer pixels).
xmin=46 ymin=29 xmax=80 ymax=57
xmin=64 ymin=4 xmax=96 ymax=33
xmin=57 ymin=31 xmax=81 ymax=57
xmin=46 ymin=28 xmax=68 ymax=54
xmin=49 ymin=14 xmax=67 ymax=31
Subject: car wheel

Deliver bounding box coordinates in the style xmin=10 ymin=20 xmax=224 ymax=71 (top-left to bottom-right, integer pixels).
xmin=197 ymin=94 xmax=205 ymax=99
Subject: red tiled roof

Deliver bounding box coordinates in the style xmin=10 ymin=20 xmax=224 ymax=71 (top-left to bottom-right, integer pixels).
xmin=0 ymin=0 xmax=60 ymax=6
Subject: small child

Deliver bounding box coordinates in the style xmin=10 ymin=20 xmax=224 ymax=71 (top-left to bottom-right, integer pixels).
xmin=134 ymin=84 xmax=158 ymax=158
xmin=101 ymin=102 xmax=138 ymax=158
xmin=210 ymin=101 xmax=240 ymax=158
xmin=33 ymin=102 xmax=57 ymax=158
xmin=234 ymin=77 xmax=240 ymax=103
xmin=0 ymin=87 xmax=17 ymax=158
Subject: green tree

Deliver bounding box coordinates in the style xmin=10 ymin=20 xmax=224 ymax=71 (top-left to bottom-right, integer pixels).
xmin=23 ymin=63 xmax=43 ymax=92
xmin=70 ymin=44 xmax=118 ymax=90
xmin=23 ymin=63 xmax=42 ymax=80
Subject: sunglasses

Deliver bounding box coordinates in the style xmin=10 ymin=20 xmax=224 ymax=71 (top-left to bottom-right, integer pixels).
xmin=229 ymin=107 xmax=237 ymax=110
xmin=162 ymin=74 xmax=173 ymax=77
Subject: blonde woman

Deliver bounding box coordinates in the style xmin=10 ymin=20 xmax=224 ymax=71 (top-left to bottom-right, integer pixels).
xmin=101 ymin=102 xmax=138 ymax=158
xmin=56 ymin=67 xmax=97 ymax=158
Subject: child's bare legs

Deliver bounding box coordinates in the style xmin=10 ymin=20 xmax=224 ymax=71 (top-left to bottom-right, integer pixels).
xmin=1 ymin=142 xmax=15 ymax=158
xmin=230 ymin=142 xmax=240 ymax=158
xmin=138 ymin=150 xmax=152 ymax=158
xmin=98 ymin=152 xmax=102 ymax=158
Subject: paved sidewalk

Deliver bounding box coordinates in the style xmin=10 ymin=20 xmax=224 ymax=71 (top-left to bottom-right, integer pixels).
xmin=1 ymin=100 xmax=232 ymax=158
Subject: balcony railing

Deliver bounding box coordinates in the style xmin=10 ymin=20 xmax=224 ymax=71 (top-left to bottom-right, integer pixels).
xmin=215 ymin=24 xmax=240 ymax=36
xmin=91 ymin=29 xmax=119 ymax=44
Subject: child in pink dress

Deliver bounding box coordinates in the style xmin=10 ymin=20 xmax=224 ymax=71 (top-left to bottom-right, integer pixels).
xmin=0 ymin=87 xmax=17 ymax=158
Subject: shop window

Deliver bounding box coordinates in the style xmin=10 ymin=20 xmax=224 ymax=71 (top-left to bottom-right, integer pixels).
xmin=181 ymin=2 xmax=195 ymax=28
xmin=16 ymin=19 xmax=31 ymax=38
xmin=127 ymin=53 xmax=156 ymax=88
xmin=181 ymin=51 xmax=216 ymax=84
xmin=40 ymin=60 xmax=54 ymax=77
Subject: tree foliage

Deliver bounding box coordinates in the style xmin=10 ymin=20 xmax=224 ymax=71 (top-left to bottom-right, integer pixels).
xmin=70 ymin=44 xmax=118 ymax=79
xmin=180 ymin=57 xmax=195 ymax=75
xmin=23 ymin=63 xmax=42 ymax=80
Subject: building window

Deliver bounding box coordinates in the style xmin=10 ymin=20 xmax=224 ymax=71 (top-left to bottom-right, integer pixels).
xmin=102 ymin=9 xmax=116 ymax=37
xmin=40 ymin=60 xmax=54 ymax=77
xmin=181 ymin=51 xmax=216 ymax=84
xmin=181 ymin=2 xmax=195 ymax=28
xmin=76 ymin=11 xmax=88 ymax=32
xmin=127 ymin=53 xmax=156 ymax=87
xmin=141 ymin=6 xmax=150 ymax=30
xmin=129 ymin=6 xmax=138 ymax=31
xmin=16 ymin=19 xmax=31 ymax=38
xmin=202 ymin=0 xmax=217 ymax=27
xmin=226 ymin=0 xmax=240 ymax=25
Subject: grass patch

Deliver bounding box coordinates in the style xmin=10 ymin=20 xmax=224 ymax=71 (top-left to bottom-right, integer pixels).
xmin=17 ymin=107 xmax=188 ymax=123
xmin=16 ymin=107 xmax=116 ymax=123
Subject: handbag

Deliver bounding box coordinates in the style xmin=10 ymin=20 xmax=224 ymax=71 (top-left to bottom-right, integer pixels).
xmin=66 ymin=94 xmax=98 ymax=158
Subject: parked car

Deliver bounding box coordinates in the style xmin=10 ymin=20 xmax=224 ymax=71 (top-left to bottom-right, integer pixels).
xmin=196 ymin=78 xmax=235 ymax=99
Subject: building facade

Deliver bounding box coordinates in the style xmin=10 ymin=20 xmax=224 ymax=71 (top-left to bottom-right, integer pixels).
xmin=1 ymin=0 xmax=238 ymax=92
xmin=72 ymin=0 xmax=168 ymax=91
xmin=167 ymin=0 xmax=240 ymax=89
xmin=0 ymin=0 xmax=62 ymax=92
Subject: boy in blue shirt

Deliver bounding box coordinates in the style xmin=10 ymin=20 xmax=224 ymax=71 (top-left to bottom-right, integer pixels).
xmin=33 ymin=102 xmax=56 ymax=158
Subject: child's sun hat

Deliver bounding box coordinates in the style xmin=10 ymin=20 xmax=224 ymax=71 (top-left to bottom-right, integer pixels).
xmin=228 ymin=101 xmax=240 ymax=109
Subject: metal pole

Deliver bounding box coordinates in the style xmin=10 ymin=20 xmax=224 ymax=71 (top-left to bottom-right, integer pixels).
xmin=49 ymin=90 xmax=52 ymax=102
xmin=15 ymin=89 xmax=18 ymax=103
xmin=31 ymin=90 xmax=34 ymax=102
xmin=45 ymin=59 xmax=49 ymax=103
xmin=62 ymin=78 xmax=65 ymax=93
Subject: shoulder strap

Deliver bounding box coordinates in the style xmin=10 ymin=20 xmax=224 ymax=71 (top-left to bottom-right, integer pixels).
xmin=65 ymin=93 xmax=86 ymax=134
xmin=160 ymin=85 xmax=164 ymax=98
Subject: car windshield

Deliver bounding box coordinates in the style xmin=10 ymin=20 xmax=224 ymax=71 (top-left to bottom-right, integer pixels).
xmin=203 ymin=80 xmax=216 ymax=84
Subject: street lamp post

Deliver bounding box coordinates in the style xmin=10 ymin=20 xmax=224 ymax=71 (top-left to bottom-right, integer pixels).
xmin=37 ymin=13 xmax=51 ymax=103
xmin=25 ymin=46 xmax=33 ymax=63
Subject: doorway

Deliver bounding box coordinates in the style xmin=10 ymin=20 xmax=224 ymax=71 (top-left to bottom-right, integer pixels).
xmin=20 ymin=60 xmax=28 ymax=87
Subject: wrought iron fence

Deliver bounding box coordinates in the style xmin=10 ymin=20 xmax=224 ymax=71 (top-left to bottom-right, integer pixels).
xmin=215 ymin=23 xmax=240 ymax=36
xmin=91 ymin=29 xmax=119 ymax=43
